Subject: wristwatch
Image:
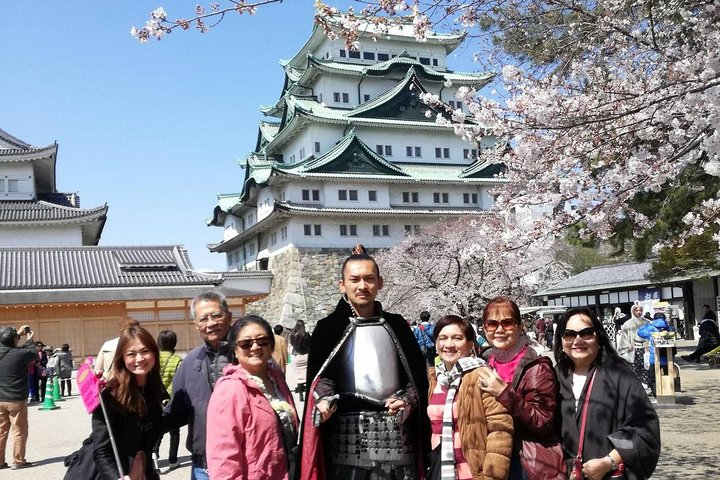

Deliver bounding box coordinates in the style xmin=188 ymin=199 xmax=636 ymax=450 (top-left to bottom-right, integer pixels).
xmin=605 ymin=455 xmax=618 ymax=471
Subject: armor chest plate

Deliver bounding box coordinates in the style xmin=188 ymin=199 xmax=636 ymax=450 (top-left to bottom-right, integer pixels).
xmin=334 ymin=321 xmax=402 ymax=401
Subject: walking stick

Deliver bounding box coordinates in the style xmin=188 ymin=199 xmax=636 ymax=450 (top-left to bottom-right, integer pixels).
xmin=99 ymin=391 xmax=126 ymax=477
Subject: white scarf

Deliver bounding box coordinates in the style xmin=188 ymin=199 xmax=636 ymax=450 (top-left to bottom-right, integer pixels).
xmin=435 ymin=356 xmax=487 ymax=480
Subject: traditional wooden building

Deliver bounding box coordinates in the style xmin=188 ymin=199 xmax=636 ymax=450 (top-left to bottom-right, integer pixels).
xmin=0 ymin=129 xmax=272 ymax=358
xmin=208 ymin=14 xmax=504 ymax=326
xmin=536 ymin=261 xmax=719 ymax=339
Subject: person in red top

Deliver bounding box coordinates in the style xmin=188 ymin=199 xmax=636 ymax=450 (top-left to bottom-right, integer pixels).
xmin=535 ymin=316 xmax=547 ymax=349
xmin=477 ymin=297 xmax=565 ymax=480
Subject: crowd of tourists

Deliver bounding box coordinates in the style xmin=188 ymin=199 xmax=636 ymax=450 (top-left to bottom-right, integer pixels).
xmin=2 ymin=244 xmax=669 ymax=479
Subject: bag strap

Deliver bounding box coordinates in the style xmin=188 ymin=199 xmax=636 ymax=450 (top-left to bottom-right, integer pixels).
xmin=421 ymin=326 xmax=434 ymax=345
xmin=576 ymin=370 xmax=597 ymax=460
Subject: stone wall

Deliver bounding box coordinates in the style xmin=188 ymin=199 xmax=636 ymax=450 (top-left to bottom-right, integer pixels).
xmin=246 ymin=246 xmax=346 ymax=330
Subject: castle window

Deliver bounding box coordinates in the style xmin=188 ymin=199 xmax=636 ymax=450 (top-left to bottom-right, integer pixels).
xmin=432 ymin=59 xmax=438 ymax=66
xmin=419 ymin=57 xmax=431 ymax=65
xmin=433 ymin=192 xmax=449 ymax=204
xmin=304 ymin=224 xmax=322 ymax=236
xmin=463 ymin=148 xmax=478 ymax=159
xmin=402 ymin=192 xmax=419 ymax=203
xmin=368 ymin=190 xmax=377 ymax=202
xmin=377 ymin=53 xmax=389 ymax=61
xmin=349 ymin=50 xmax=360 ymax=59
xmin=363 ymin=94 xmax=371 ymax=102
xmin=339 ymin=224 xmax=358 ymax=236
xmin=406 ymin=146 xmax=422 ymax=157
xmin=281 ymin=226 xmax=287 ymax=240
xmin=435 ymin=147 xmax=450 ymax=158
xmin=349 ymin=190 xmax=358 ymax=201
xmin=339 ymin=49 xmax=346 ymax=57
xmin=463 ymin=193 xmax=479 ymax=204
xmin=372 ymin=224 xmax=390 ymax=236
xmin=314 ymin=141 xmax=321 ymax=153
xmin=404 ymin=225 xmax=421 ymax=235
xmin=342 ymin=93 xmax=349 ymax=103
xmin=363 ymin=52 xmax=375 ymax=60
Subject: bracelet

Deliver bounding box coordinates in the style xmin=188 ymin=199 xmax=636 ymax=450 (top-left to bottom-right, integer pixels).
xmin=605 ymin=455 xmax=618 ymax=471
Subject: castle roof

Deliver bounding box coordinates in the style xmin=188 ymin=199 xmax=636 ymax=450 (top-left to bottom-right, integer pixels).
xmin=0 ymin=245 xmax=272 ymax=304
xmin=282 ymin=15 xmax=466 ymax=71
xmin=209 ymin=201 xmax=492 ymax=253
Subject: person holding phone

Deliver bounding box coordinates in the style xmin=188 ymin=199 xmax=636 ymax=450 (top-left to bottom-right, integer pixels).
xmin=0 ymin=325 xmax=37 ymax=470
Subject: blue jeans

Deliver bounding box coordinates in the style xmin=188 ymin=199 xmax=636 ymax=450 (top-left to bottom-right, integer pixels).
xmin=191 ymin=464 xmax=208 ymax=480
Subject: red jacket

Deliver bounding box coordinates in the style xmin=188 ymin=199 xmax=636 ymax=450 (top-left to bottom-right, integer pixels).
xmin=483 ymin=347 xmax=565 ymax=480
xmin=206 ymin=362 xmax=298 ymax=480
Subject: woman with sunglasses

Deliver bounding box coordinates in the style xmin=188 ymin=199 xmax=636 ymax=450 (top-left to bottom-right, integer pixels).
xmin=555 ymin=307 xmax=660 ymax=480
xmin=476 ymin=297 xmax=565 ymax=480
xmin=206 ymin=315 xmax=299 ymax=480
xmin=426 ymin=315 xmax=513 ymax=479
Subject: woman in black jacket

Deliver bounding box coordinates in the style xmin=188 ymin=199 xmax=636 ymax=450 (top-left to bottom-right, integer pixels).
xmin=80 ymin=326 xmax=166 ymax=480
xmin=554 ymin=307 xmax=660 ymax=480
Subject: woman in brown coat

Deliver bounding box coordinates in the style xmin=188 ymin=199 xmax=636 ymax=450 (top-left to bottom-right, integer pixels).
xmin=427 ymin=315 xmax=513 ymax=480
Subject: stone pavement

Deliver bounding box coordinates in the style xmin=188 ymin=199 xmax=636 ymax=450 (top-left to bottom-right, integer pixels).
xmin=8 ymin=343 xmax=719 ymax=479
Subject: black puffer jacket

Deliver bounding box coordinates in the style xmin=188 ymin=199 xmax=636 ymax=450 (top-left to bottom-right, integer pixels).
xmin=0 ymin=340 xmax=37 ymax=401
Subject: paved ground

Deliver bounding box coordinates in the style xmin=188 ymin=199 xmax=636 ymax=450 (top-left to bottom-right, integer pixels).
xmin=8 ymin=342 xmax=720 ymax=479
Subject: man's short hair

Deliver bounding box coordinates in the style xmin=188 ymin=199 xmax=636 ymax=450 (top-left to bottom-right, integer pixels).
xmin=273 ymin=324 xmax=284 ymax=335
xmin=703 ymin=304 xmax=711 ymax=309
xmin=0 ymin=326 xmax=18 ymax=347
xmin=420 ymin=311 xmax=430 ymax=322
xmin=190 ymin=290 xmax=229 ymax=319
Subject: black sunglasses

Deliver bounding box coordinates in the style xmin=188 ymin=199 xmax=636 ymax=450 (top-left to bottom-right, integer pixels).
xmin=236 ymin=336 xmax=271 ymax=350
xmin=561 ymin=327 xmax=596 ymax=341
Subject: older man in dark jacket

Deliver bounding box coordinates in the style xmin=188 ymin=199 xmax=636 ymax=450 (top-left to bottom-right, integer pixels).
xmin=163 ymin=291 xmax=232 ymax=480
xmin=0 ymin=325 xmax=37 ymax=470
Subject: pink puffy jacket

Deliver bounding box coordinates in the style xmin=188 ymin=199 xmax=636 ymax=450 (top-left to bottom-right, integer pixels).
xmin=206 ymin=362 xmax=298 ymax=480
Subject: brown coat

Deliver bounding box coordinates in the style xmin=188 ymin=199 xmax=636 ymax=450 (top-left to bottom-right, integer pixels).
xmin=272 ymin=334 xmax=288 ymax=374
xmin=428 ymin=367 xmax=513 ymax=480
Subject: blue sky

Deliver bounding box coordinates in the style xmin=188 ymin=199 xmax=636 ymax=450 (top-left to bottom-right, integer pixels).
xmin=1 ymin=1 xmax=485 ymax=271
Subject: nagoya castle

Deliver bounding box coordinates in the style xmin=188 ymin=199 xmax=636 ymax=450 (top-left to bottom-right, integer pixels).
xmin=208 ymin=13 xmax=503 ymax=328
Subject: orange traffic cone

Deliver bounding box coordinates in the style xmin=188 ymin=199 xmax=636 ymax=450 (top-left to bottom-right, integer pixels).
xmin=38 ymin=380 xmax=59 ymax=410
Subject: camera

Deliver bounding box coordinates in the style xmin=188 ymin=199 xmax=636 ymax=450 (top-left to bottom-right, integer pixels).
xmin=22 ymin=326 xmax=31 ymax=335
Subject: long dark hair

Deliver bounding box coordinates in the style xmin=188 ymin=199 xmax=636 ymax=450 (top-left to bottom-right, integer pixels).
xmin=554 ymin=307 xmax=624 ymax=376
xmin=108 ymin=326 xmax=167 ymax=416
xmin=227 ymin=315 xmax=275 ymax=364
xmin=340 ymin=244 xmax=380 ymax=279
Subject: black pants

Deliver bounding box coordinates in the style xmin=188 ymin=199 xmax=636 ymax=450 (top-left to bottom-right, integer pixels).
xmin=60 ymin=378 xmax=72 ymax=396
xmin=154 ymin=428 xmax=180 ymax=464
xmin=38 ymin=376 xmax=48 ymax=401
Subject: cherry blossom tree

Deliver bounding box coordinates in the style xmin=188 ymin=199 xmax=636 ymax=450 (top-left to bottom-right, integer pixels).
xmin=375 ymin=216 xmax=570 ymax=317
xmin=133 ymin=1 xmax=720 ymax=277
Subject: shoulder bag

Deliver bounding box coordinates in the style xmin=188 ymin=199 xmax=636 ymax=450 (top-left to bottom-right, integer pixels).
xmin=569 ymin=371 xmax=596 ymax=480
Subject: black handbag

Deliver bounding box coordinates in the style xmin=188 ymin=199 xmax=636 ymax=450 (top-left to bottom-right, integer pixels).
xmin=63 ymin=436 xmax=97 ymax=480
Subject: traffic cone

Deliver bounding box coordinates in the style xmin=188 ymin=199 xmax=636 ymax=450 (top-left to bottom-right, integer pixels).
xmin=38 ymin=380 xmax=59 ymax=410
xmin=52 ymin=377 xmax=64 ymax=402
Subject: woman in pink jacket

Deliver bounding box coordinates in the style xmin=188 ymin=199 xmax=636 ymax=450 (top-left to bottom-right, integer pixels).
xmin=206 ymin=315 xmax=299 ymax=480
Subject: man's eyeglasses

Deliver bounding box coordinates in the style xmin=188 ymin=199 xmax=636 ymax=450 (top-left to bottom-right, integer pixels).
xmin=195 ymin=311 xmax=226 ymax=326
xmin=484 ymin=318 xmax=517 ymax=332
xmin=236 ymin=336 xmax=271 ymax=350
xmin=561 ymin=327 xmax=596 ymax=341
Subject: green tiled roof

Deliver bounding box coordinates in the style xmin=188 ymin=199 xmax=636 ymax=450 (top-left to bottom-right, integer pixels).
xmin=276 ymin=130 xmax=408 ymax=176
xmin=283 ymin=16 xmax=466 ymax=71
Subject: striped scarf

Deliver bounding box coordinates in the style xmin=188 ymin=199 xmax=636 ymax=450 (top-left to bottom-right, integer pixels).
xmin=435 ymin=356 xmax=487 ymax=480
